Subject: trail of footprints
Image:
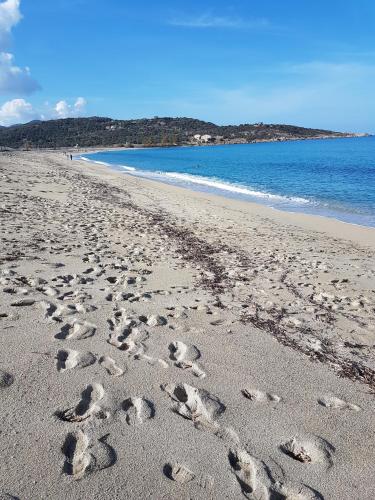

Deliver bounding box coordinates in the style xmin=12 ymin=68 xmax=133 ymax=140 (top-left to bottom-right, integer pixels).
xmin=0 ymin=238 xmax=361 ymax=495
xmin=48 ymin=259 xmax=160 ymax=479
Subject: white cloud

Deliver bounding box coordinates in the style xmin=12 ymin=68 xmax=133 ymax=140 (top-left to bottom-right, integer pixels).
xmin=0 ymin=51 xmax=40 ymax=94
xmin=0 ymin=97 xmax=38 ymax=125
xmin=0 ymin=96 xmax=88 ymax=125
xmin=169 ymin=13 xmax=270 ymax=29
xmin=54 ymin=97 xmax=87 ymax=118
xmin=0 ymin=0 xmax=40 ymax=95
xmin=74 ymin=96 xmax=86 ymax=109
xmin=0 ymin=0 xmax=21 ymax=47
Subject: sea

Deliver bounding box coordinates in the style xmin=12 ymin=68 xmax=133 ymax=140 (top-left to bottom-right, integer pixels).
xmin=77 ymin=136 xmax=375 ymax=227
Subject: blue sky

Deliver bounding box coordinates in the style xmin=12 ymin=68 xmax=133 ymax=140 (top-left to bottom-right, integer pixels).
xmin=0 ymin=0 xmax=374 ymax=131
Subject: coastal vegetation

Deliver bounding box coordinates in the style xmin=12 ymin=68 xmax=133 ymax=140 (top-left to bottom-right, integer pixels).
xmin=0 ymin=116 xmax=358 ymax=149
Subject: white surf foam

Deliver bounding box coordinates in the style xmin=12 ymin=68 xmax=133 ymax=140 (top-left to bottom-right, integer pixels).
xmin=79 ymin=156 xmax=310 ymax=206
xmin=91 ymin=160 xmax=111 ymax=166
xmin=159 ymin=171 xmax=310 ymax=205
xmin=77 ymin=156 xmax=111 ymax=167
xmin=120 ymin=165 xmax=136 ymax=171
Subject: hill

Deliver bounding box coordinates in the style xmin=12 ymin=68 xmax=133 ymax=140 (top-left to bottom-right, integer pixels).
xmin=0 ymin=116 xmax=360 ymax=149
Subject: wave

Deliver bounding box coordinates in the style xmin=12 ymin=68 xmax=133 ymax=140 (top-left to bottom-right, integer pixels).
xmin=132 ymin=170 xmax=310 ymax=205
xmin=166 ymin=172 xmax=310 ymax=203
xmin=76 ymin=156 xmax=111 ymax=167
xmin=119 ymin=165 xmax=136 ymax=171
xmin=78 ymin=157 xmax=135 ymax=170
xmin=78 ymin=155 xmax=310 ymax=205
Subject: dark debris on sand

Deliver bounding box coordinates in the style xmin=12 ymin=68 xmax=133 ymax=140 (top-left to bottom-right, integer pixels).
xmin=55 ymin=172 xmax=375 ymax=393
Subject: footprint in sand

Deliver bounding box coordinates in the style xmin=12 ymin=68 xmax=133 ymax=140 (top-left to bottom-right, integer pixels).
xmin=230 ymin=445 xmax=323 ymax=499
xmin=139 ymin=314 xmax=167 ymax=327
xmin=55 ymin=303 xmax=96 ymax=317
xmin=163 ymin=463 xmax=195 ymax=483
xmin=229 ymin=448 xmax=268 ymax=499
xmin=58 ymin=383 xmax=107 ymax=423
xmin=74 ymin=303 xmax=97 ymax=314
xmin=0 ymin=370 xmax=14 ymax=388
xmin=115 ymin=292 xmax=152 ymax=303
xmin=62 ymin=430 xmax=117 ymax=481
xmin=107 ymin=311 xmax=147 ymax=354
xmin=108 ymin=327 xmax=144 ymax=354
xmin=106 ymin=276 xmax=119 ymax=285
xmin=121 ymin=397 xmax=155 ymax=425
xmin=168 ymin=340 xmax=190 ymax=362
xmin=10 ymin=298 xmax=35 ymax=307
xmin=209 ymin=318 xmax=226 ymax=326
xmin=83 ymin=253 xmax=100 ymax=264
xmin=55 ymin=320 xmax=96 ymax=340
xmin=107 ymin=308 xmax=133 ymax=330
xmin=197 ymin=473 xmax=215 ymax=494
xmin=91 ymin=434 xmax=117 ymax=472
xmin=280 ymin=435 xmax=334 ymax=467
xmin=37 ymin=285 xmax=59 ymax=298
xmin=82 ymin=267 xmax=100 ymax=276
xmin=62 ymin=430 xmax=91 ymax=480
xmin=241 ymin=388 xmax=281 ymax=404
xmin=214 ymin=426 xmax=240 ymax=446
xmin=53 ymin=274 xmax=93 ymax=287
xmin=38 ymin=301 xmax=58 ymax=321
xmin=271 ymin=481 xmax=323 ymax=500
xmin=162 ymin=383 xmax=225 ymax=431
xmin=169 ymin=341 xmax=206 ymax=378
xmin=318 ymin=395 xmax=361 ymax=411
xmin=56 ymin=349 xmax=96 ymax=372
xmin=163 ymin=462 xmax=214 ymax=494
xmin=3 ymin=286 xmax=24 ymax=295
xmin=135 ymin=352 xmax=169 ymax=368
xmin=99 ymin=356 xmax=124 ymax=377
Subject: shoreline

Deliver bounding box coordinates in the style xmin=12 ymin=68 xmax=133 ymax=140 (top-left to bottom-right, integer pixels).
xmin=76 ymin=150 xmax=375 ymax=240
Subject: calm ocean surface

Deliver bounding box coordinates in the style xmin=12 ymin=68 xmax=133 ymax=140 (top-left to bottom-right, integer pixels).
xmin=79 ymin=137 xmax=375 ymax=227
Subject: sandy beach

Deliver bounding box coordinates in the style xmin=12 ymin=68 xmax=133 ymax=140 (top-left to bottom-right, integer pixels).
xmin=1 ymin=150 xmax=374 ymax=499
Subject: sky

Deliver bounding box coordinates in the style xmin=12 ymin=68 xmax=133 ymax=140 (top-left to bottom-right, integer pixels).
xmin=0 ymin=0 xmax=374 ymax=132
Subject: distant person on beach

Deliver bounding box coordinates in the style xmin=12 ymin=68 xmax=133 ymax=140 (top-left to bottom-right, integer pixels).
xmin=70 ymin=154 xmax=73 ymax=161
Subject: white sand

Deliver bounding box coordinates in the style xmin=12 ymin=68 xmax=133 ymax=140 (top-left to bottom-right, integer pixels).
xmin=0 ymin=150 xmax=374 ymax=499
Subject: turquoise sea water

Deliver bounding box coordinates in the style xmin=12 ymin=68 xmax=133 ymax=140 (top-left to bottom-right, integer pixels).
xmin=79 ymin=137 xmax=375 ymax=227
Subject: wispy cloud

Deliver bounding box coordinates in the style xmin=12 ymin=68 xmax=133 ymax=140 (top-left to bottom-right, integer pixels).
xmin=169 ymin=13 xmax=271 ymax=29
xmin=286 ymin=61 xmax=375 ymax=78
xmin=147 ymin=60 xmax=375 ymax=133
